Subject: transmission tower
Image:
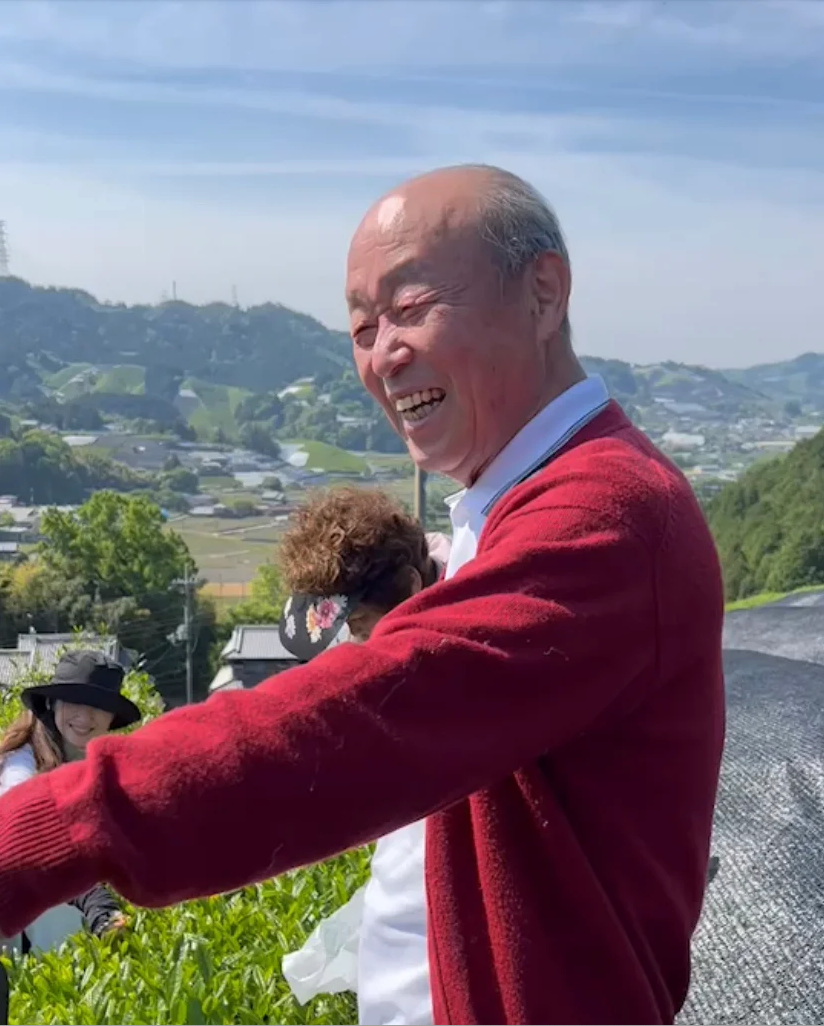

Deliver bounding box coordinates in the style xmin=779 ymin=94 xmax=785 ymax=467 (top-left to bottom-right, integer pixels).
xmin=0 ymin=221 xmax=9 ymax=277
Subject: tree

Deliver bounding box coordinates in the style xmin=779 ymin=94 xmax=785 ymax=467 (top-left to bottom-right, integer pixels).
xmin=0 ymin=430 xmax=146 ymax=504
xmin=152 ymin=488 xmax=190 ymax=514
xmin=224 ymin=497 xmax=259 ymax=518
xmin=39 ymin=492 xmax=194 ymax=608
xmin=161 ymin=466 xmax=199 ymax=493
xmin=239 ymin=423 xmax=280 ymax=459
xmin=235 ymin=392 xmax=284 ymax=427
xmin=765 ymin=526 xmax=824 ymax=592
xmin=708 ymin=426 xmax=824 ymax=599
xmin=0 ymin=561 xmax=81 ymax=645
xmin=145 ymin=364 xmax=184 ymax=402
xmin=250 ymin=562 xmax=287 ymax=608
xmin=36 ymin=492 xmax=218 ymax=703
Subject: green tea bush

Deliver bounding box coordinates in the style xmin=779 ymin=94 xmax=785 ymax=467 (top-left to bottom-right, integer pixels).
xmin=0 ymin=661 xmax=368 ymax=1025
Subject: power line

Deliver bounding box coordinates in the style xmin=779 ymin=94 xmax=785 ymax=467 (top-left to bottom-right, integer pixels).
xmin=0 ymin=221 xmax=9 ymax=277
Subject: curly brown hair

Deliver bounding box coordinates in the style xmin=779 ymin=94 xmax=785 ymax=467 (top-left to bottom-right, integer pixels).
xmin=279 ymin=486 xmax=434 ymax=612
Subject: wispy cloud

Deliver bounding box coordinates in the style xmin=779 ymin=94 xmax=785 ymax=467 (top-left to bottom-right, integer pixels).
xmin=0 ymin=0 xmax=821 ymax=367
xmin=2 ymin=0 xmax=822 ymax=70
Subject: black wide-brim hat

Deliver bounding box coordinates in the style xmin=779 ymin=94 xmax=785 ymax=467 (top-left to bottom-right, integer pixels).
xmin=22 ymin=649 xmax=141 ymax=731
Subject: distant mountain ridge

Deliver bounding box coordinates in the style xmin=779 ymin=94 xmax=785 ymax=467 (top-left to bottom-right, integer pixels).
xmin=0 ymin=276 xmax=350 ymax=402
xmin=724 ymin=352 xmax=824 ymax=408
xmin=1 ymin=275 xmax=822 ymax=421
xmin=581 ymin=356 xmax=769 ymax=413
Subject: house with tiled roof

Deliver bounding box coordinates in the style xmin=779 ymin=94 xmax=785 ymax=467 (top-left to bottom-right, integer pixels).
xmin=0 ymin=633 xmax=134 ymax=689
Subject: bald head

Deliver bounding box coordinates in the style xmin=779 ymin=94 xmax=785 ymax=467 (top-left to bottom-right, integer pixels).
xmin=346 ymin=164 xmax=581 ymax=485
xmin=356 ymin=164 xmax=570 ymax=288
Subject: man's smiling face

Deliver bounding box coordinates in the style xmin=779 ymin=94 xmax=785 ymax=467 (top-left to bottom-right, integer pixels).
xmin=345 ymin=169 xmax=559 ymax=487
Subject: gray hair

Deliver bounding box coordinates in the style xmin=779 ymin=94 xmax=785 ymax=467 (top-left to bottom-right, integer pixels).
xmin=469 ymin=165 xmax=572 ymax=342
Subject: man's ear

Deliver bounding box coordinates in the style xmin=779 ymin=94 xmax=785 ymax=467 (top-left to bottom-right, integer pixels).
xmin=530 ymin=250 xmax=570 ymax=338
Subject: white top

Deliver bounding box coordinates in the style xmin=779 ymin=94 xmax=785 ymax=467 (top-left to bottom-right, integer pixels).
xmin=0 ymin=743 xmax=83 ymax=954
xmin=357 ymin=376 xmax=610 ymax=1024
xmin=0 ymin=745 xmax=37 ymax=796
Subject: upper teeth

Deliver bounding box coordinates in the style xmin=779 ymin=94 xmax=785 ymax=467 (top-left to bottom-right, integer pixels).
xmin=395 ymin=389 xmax=445 ymax=412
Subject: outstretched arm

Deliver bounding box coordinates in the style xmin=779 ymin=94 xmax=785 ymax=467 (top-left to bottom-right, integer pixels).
xmin=0 ymin=494 xmax=656 ymax=937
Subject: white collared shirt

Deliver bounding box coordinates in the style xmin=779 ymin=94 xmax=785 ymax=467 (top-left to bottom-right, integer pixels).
xmin=357 ymin=375 xmax=611 ymax=1026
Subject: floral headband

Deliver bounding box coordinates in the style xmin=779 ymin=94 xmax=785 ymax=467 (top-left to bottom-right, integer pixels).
xmin=278 ymin=591 xmax=362 ymax=662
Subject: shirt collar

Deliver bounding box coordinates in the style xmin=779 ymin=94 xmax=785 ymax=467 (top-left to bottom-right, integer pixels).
xmin=445 ymin=374 xmax=611 ymax=520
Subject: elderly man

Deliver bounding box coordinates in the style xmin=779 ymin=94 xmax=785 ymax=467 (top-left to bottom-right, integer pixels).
xmin=0 ymin=165 xmax=724 ymax=1025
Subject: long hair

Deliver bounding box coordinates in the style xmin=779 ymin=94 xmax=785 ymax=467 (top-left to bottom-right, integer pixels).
xmin=0 ymin=709 xmax=64 ymax=772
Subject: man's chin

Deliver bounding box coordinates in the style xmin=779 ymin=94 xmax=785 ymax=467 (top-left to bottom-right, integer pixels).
xmin=406 ymin=443 xmax=464 ymax=484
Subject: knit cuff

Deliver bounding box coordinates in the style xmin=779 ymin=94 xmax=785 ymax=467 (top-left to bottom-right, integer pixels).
xmin=0 ymin=776 xmax=86 ymax=938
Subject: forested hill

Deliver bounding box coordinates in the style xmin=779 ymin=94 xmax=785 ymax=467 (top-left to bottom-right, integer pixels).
xmin=708 ymin=429 xmax=824 ymax=601
xmin=0 ymin=276 xmax=351 ymax=400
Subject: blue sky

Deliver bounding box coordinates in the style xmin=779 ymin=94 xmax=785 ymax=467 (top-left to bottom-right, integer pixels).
xmin=0 ymin=0 xmax=822 ymax=367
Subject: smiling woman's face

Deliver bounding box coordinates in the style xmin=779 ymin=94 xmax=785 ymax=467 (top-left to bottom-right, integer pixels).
xmin=53 ymin=700 xmax=114 ymax=750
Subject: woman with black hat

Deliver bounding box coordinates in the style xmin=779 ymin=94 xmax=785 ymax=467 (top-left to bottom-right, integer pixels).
xmin=0 ymin=649 xmax=140 ymax=954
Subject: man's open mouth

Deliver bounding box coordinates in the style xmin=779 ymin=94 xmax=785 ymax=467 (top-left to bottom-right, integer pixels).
xmin=395 ymin=388 xmax=446 ymax=423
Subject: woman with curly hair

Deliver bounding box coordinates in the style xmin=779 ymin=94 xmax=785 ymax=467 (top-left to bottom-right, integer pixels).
xmin=277 ymin=487 xmax=449 ymax=1022
xmin=278 ymin=485 xmax=450 ymax=656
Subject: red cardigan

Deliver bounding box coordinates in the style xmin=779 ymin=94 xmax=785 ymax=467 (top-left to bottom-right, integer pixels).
xmin=0 ymin=404 xmax=725 ymax=1025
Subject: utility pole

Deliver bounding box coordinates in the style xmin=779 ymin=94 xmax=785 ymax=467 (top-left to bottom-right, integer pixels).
xmin=413 ymin=466 xmax=427 ymax=528
xmin=182 ymin=564 xmax=194 ymax=705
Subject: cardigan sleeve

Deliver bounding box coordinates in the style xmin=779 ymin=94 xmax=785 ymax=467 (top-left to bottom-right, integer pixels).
xmin=0 ymin=489 xmax=661 ymax=936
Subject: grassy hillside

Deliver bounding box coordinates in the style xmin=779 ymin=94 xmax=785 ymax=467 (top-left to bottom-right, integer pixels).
xmin=44 ymin=364 xmax=251 ymax=438
xmin=724 ymin=584 xmax=824 ymax=612
xmin=47 ymin=362 xmax=146 ymax=398
xmin=44 ymin=362 xmax=96 ymax=392
xmin=96 ymin=364 xmax=146 ymax=394
xmin=708 ymin=426 xmax=824 ymax=600
xmin=184 ymin=379 xmax=251 ymax=437
xmin=285 ymin=439 xmax=369 ymax=474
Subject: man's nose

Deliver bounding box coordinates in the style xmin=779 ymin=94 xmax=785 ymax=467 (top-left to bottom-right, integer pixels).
xmin=371 ymin=321 xmax=413 ymax=380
